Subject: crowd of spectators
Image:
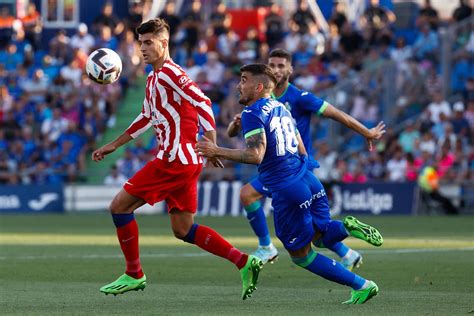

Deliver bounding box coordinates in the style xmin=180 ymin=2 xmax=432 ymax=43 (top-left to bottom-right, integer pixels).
xmin=0 ymin=2 xmax=144 ymax=184
xmin=0 ymin=0 xmax=472 ymax=187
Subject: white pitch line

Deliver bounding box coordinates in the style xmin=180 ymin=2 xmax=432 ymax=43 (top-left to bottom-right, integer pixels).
xmin=0 ymin=247 xmax=473 ymax=261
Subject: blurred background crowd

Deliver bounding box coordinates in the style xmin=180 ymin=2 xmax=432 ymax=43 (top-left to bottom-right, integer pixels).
xmin=0 ymin=0 xmax=472 ymax=189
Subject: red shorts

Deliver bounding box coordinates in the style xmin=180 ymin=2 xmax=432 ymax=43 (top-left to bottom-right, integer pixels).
xmin=123 ymin=158 xmax=202 ymax=213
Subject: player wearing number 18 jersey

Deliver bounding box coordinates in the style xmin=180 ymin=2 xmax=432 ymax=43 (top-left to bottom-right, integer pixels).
xmin=196 ymin=64 xmax=384 ymax=304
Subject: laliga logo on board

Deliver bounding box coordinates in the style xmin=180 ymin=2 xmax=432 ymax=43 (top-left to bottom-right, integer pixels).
xmin=331 ymin=186 xmax=393 ymax=215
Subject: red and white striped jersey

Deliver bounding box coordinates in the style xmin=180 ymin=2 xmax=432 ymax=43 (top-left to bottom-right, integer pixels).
xmin=125 ymin=59 xmax=216 ymax=165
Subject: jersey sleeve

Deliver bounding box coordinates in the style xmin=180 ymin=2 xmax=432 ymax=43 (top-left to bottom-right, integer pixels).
xmin=159 ymin=64 xmax=216 ymax=132
xmin=241 ymin=110 xmax=265 ymax=139
xmin=125 ymin=94 xmax=152 ymax=139
xmin=297 ymin=91 xmax=329 ymax=116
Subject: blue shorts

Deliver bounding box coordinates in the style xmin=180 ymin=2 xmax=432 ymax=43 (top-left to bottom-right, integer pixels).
xmin=271 ymin=170 xmax=331 ymax=251
xmin=249 ymin=176 xmax=272 ymax=198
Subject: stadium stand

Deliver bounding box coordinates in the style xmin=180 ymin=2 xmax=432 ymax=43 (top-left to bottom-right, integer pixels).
xmin=0 ymin=0 xmax=472 ymax=211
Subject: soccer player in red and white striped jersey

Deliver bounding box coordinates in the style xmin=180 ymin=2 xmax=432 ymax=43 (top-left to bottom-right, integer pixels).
xmin=91 ymin=18 xmax=262 ymax=300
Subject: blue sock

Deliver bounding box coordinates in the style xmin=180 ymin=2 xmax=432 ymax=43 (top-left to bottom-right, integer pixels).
xmin=182 ymin=223 xmax=198 ymax=243
xmin=112 ymin=213 xmax=135 ymax=228
xmin=245 ymin=201 xmax=271 ymax=246
xmin=327 ymin=242 xmax=350 ymax=258
xmin=292 ymin=249 xmax=366 ymax=290
xmin=321 ymin=220 xmax=349 ymax=246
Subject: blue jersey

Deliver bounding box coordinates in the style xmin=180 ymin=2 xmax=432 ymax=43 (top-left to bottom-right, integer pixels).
xmin=272 ymin=84 xmax=328 ymax=169
xmin=241 ymin=97 xmax=306 ymax=191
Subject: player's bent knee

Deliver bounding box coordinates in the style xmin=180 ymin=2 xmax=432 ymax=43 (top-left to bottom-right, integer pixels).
xmin=240 ymin=184 xmax=260 ymax=205
xmin=172 ymin=227 xmax=189 ymax=240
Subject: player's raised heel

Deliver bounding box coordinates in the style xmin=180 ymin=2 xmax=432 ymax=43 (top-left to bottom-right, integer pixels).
xmin=100 ymin=274 xmax=147 ymax=296
xmin=240 ymin=255 xmax=264 ymax=300
xmin=341 ymin=250 xmax=363 ymax=271
xmin=343 ymin=216 xmax=383 ymax=247
xmin=342 ymin=281 xmax=379 ymax=304
xmin=252 ymin=244 xmax=279 ymax=264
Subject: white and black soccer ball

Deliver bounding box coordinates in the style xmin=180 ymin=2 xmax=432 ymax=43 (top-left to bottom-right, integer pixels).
xmin=86 ymin=48 xmax=122 ymax=85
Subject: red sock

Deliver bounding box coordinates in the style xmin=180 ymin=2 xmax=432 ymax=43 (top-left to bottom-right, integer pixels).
xmin=116 ymin=219 xmax=144 ymax=279
xmin=194 ymin=225 xmax=248 ymax=269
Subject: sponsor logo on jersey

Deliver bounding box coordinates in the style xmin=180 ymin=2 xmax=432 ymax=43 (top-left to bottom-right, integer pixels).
xmin=299 ymin=189 xmax=326 ymax=209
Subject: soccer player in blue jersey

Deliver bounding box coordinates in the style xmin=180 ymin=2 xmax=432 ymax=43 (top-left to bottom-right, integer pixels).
xmin=196 ymin=64 xmax=386 ymax=304
xmin=227 ymin=49 xmax=366 ymax=269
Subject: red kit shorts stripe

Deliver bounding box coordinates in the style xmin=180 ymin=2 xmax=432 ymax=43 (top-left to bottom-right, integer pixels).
xmin=123 ymin=158 xmax=202 ymax=213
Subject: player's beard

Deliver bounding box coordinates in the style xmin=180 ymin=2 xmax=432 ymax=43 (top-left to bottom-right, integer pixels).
xmin=277 ymin=73 xmax=290 ymax=88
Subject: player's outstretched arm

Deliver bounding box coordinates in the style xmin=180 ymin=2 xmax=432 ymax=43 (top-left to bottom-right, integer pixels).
xmin=195 ymin=132 xmax=266 ymax=165
xmin=226 ymin=113 xmax=242 ymax=138
xmin=322 ymin=104 xmax=386 ymax=151
xmin=91 ymin=132 xmax=133 ymax=162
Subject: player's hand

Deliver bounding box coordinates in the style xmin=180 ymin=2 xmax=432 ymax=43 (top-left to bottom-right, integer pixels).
xmin=91 ymin=144 xmax=116 ymax=161
xmin=208 ymin=157 xmax=225 ymax=168
xmin=232 ymin=113 xmax=242 ymax=128
xmin=195 ymin=136 xmax=219 ymax=158
xmin=366 ymin=121 xmax=386 ymax=151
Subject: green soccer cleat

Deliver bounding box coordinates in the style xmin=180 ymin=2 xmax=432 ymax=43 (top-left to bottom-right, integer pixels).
xmin=342 ymin=281 xmax=379 ymax=304
xmin=240 ymin=255 xmax=263 ymax=300
xmin=343 ymin=216 xmax=383 ymax=247
xmin=100 ymin=274 xmax=147 ymax=296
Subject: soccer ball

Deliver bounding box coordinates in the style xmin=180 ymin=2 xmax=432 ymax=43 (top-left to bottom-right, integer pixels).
xmin=86 ymin=48 xmax=122 ymax=85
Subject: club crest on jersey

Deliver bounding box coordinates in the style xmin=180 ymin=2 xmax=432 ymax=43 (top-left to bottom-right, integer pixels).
xmin=284 ymin=102 xmax=291 ymax=111
xmin=178 ymin=76 xmax=189 ymax=88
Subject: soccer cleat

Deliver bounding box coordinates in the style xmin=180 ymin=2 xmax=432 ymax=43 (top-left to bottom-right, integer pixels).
xmin=342 ymin=281 xmax=379 ymax=304
xmin=100 ymin=274 xmax=146 ymax=295
xmin=343 ymin=216 xmax=383 ymax=247
xmin=251 ymin=244 xmax=279 ymax=264
xmin=240 ymin=255 xmax=263 ymax=300
xmin=341 ymin=250 xmax=363 ymax=271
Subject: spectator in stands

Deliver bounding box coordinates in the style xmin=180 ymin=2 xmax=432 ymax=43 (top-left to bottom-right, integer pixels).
xmin=116 ymin=147 xmax=140 ymax=179
xmin=290 ymin=0 xmax=316 ymax=35
xmin=126 ymin=1 xmax=144 ymax=39
xmin=20 ymin=69 xmax=48 ymax=103
xmin=49 ymin=29 xmax=70 ymax=63
xmin=390 ymin=37 xmax=413 ymax=64
xmin=93 ymin=2 xmax=124 ymax=36
xmin=159 ymin=2 xmax=181 ymax=46
xmin=0 ymin=85 xmax=13 ymax=118
xmin=452 ymin=0 xmax=472 ymax=22
xmin=20 ymin=3 xmax=42 ymax=51
xmin=70 ymin=23 xmax=95 ymax=54
xmin=210 ymin=2 xmax=231 ymax=37
xmin=417 ymin=131 xmax=436 ymax=155
xmin=450 ymin=102 xmax=470 ymax=138
xmin=360 ymin=0 xmax=396 ymax=41
xmin=41 ymin=107 xmax=69 ymax=142
xmin=284 ymin=23 xmax=302 ymax=54
xmin=412 ymin=23 xmax=439 ymax=61
xmin=95 ymin=25 xmax=119 ymax=51
xmin=264 ymin=3 xmax=285 ymax=48
xmin=182 ymin=0 xmax=202 ymax=56
xmin=417 ymin=0 xmax=439 ymax=30
xmin=1 ymin=43 xmax=24 ymax=71
xmin=329 ymin=1 xmax=347 ymax=32
xmin=365 ymin=152 xmax=385 ymax=180
xmin=0 ymin=6 xmax=15 ymax=49
xmin=427 ymin=92 xmax=451 ymax=124
xmin=398 ymin=120 xmax=420 ymax=153
xmin=104 ymin=164 xmax=127 ymax=186
xmin=386 ymin=146 xmax=407 ymax=182
xmin=60 ymin=59 xmax=83 ymax=87
xmin=202 ymin=51 xmax=225 ymax=86
xmin=216 ymin=28 xmax=239 ymax=60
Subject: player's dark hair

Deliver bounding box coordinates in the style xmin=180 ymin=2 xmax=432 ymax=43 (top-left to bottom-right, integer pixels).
xmin=136 ymin=18 xmax=170 ymax=37
xmin=240 ymin=63 xmax=277 ymax=89
xmin=269 ymin=48 xmax=292 ymax=63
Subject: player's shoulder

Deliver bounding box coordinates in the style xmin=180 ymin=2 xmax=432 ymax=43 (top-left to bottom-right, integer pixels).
xmin=289 ymin=83 xmax=314 ymax=98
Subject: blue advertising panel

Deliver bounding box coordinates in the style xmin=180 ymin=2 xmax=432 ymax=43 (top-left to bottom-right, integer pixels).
xmin=0 ymin=185 xmax=64 ymax=213
xmin=331 ymin=182 xmax=417 ymax=215
xmin=196 ymin=181 xmax=417 ymax=216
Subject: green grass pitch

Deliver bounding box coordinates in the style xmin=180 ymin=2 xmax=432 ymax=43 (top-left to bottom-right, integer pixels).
xmin=0 ymin=214 xmax=473 ymax=315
